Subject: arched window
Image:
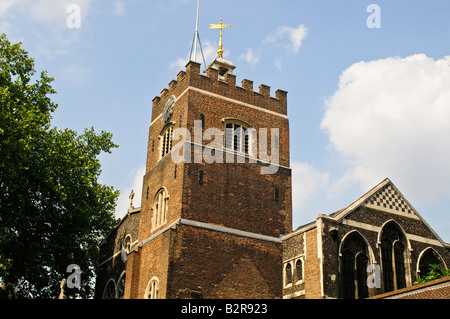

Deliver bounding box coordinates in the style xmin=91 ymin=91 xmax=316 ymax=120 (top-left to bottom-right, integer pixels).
xmin=381 ymin=238 xmax=394 ymax=292
xmin=284 ymin=258 xmax=303 ymax=288
xmin=160 ymin=124 xmax=174 ymax=159
xmin=380 ymin=222 xmax=408 ymax=292
xmin=121 ymin=235 xmax=132 ymax=262
xmin=356 ymin=253 xmax=369 ymax=298
xmin=152 ymin=188 xmax=168 ymax=230
xmin=295 ymin=259 xmax=303 ymax=283
xmin=103 ymin=279 xmax=116 ymax=299
xmin=418 ymin=248 xmax=445 ymax=279
xmin=341 ymin=250 xmax=355 ymax=299
xmin=286 ymin=263 xmax=292 ymax=286
xmin=285 ymin=263 xmax=292 ymax=286
xmin=340 ymin=232 xmax=370 ymax=299
xmin=224 ymin=120 xmax=254 ymax=155
xmin=394 ymin=241 xmax=406 ymax=289
xmin=145 ymin=277 xmax=159 ymax=299
xmin=116 ymin=272 xmax=126 ymax=299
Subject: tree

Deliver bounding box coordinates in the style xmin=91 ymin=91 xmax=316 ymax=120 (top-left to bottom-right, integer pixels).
xmin=0 ymin=33 xmax=120 ymax=298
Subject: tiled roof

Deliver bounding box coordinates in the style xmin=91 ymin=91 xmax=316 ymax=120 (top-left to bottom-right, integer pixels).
xmin=370 ymin=276 xmax=450 ymax=299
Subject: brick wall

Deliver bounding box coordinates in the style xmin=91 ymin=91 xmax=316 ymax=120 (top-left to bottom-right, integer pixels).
xmin=304 ymin=228 xmax=323 ymax=299
xmin=181 ymin=160 xmax=291 ymax=237
xmin=139 ymin=156 xmax=184 ymax=242
xmin=166 ymin=224 xmax=283 ymax=299
xmin=125 ymin=227 xmax=175 ymax=299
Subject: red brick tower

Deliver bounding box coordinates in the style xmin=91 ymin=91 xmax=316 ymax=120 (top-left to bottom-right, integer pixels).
xmin=123 ymin=53 xmax=292 ymax=299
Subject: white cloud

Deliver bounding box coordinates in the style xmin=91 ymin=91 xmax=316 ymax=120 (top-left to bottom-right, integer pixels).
xmin=27 ymin=0 xmax=92 ymax=27
xmin=0 ymin=0 xmax=94 ymax=60
xmin=0 ymin=0 xmax=17 ymax=17
xmin=264 ymin=24 xmax=308 ymax=54
xmin=113 ymin=0 xmax=126 ymax=16
xmin=29 ymin=0 xmax=73 ymax=25
xmin=115 ymin=166 xmax=145 ymax=219
xmin=170 ymin=56 xmax=189 ymax=71
xmin=321 ymin=54 xmax=450 ymax=205
xmin=291 ymin=161 xmax=330 ymax=225
xmin=239 ymin=48 xmax=260 ymax=66
xmin=292 ymin=162 xmax=329 ymax=209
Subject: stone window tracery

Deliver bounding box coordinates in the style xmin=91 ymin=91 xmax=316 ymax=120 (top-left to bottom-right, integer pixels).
xmin=380 ymin=222 xmax=408 ymax=292
xmin=340 ymin=232 xmax=369 ymax=299
xmin=224 ymin=120 xmax=253 ymax=156
xmin=145 ymin=277 xmax=159 ymax=299
xmin=152 ymin=188 xmax=168 ymax=230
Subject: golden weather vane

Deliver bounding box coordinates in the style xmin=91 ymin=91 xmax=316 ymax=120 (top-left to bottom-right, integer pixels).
xmin=209 ymin=18 xmax=231 ymax=58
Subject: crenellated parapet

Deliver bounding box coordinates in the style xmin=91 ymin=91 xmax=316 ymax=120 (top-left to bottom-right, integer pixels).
xmin=152 ymin=60 xmax=288 ymax=119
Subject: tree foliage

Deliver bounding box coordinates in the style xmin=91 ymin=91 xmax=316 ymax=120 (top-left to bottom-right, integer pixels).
xmin=0 ymin=33 xmax=120 ymax=298
xmin=414 ymin=264 xmax=450 ymax=285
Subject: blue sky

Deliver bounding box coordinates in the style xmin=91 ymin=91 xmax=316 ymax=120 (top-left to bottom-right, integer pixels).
xmin=2 ymin=0 xmax=450 ymax=241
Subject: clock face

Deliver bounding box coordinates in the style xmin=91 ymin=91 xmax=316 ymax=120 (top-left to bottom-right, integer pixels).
xmin=162 ymin=95 xmax=176 ymax=124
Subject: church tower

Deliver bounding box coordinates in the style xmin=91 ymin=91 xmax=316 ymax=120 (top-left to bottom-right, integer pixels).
xmin=121 ymin=20 xmax=292 ymax=299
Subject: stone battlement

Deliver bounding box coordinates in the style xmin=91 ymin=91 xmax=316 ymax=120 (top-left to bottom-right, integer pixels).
xmin=152 ymin=61 xmax=288 ymax=117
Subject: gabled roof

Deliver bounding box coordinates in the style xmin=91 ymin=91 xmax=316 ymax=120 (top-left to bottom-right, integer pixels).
xmin=334 ymin=178 xmax=417 ymax=220
xmin=286 ymin=178 xmax=449 ymax=247
xmin=333 ymin=178 xmax=449 ymax=247
xmin=99 ymin=206 xmax=141 ymax=246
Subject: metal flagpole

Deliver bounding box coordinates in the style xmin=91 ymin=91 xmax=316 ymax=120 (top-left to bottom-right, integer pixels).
xmin=189 ymin=0 xmax=206 ymax=69
xmin=193 ymin=0 xmax=200 ymax=61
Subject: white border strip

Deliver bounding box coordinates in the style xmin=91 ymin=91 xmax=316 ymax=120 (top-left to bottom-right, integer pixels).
xmin=179 ymin=218 xmax=282 ymax=243
xmin=136 ymin=218 xmax=282 ymax=251
xmin=189 ymin=87 xmax=288 ymax=119
xmin=187 ymin=141 xmax=291 ymax=171
xmin=139 ymin=219 xmax=181 ymax=247
xmin=150 ymin=86 xmax=287 ymax=128
xmin=98 ymin=251 xmax=121 ymax=268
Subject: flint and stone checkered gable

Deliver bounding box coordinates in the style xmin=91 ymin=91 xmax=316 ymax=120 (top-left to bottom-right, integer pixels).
xmin=364 ymin=183 xmax=414 ymax=216
xmin=333 ymin=178 xmax=424 ymax=222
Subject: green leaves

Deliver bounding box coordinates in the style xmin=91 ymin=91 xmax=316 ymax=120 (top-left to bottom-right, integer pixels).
xmin=414 ymin=264 xmax=450 ymax=285
xmin=0 ymin=33 xmax=120 ymax=298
